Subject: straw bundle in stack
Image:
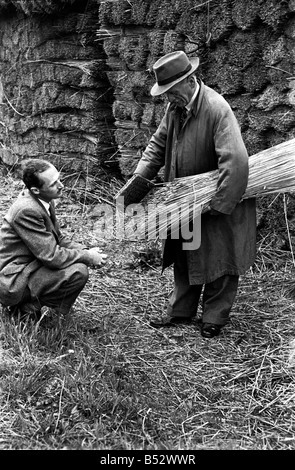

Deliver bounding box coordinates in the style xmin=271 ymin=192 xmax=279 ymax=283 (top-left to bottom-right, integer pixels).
xmin=139 ymin=138 xmax=295 ymax=239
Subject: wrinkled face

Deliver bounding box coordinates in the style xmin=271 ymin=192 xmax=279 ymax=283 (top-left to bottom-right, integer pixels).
xmin=33 ymin=165 xmax=64 ymax=202
xmin=165 ymin=76 xmax=195 ymax=107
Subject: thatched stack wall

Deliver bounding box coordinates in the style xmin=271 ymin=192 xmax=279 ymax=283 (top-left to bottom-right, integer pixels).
xmin=98 ymin=0 xmax=295 ymax=176
xmin=0 ymin=0 xmax=117 ymax=181
xmin=0 ymin=0 xmax=295 ymax=180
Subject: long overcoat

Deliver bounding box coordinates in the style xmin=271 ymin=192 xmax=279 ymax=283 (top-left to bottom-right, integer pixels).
xmin=135 ymin=80 xmax=256 ymax=284
xmin=0 ymin=190 xmax=92 ymax=306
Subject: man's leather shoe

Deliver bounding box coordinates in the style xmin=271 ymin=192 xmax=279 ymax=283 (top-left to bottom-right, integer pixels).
xmin=1 ymin=302 xmax=42 ymax=321
xmin=201 ymin=323 xmax=221 ymax=338
xmin=150 ymin=315 xmax=193 ymax=328
xmin=19 ymin=302 xmax=42 ymax=320
xmin=1 ymin=304 xmax=19 ymax=316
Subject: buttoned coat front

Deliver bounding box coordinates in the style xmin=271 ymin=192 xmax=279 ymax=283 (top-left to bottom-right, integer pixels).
xmin=0 ymin=190 xmax=92 ymax=306
xmin=135 ymin=80 xmax=256 ymax=284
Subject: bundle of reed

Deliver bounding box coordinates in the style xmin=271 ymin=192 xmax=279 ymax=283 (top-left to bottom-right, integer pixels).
xmin=138 ymin=138 xmax=295 ymax=239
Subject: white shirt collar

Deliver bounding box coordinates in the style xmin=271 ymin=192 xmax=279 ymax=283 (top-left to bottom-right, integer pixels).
xmin=39 ymin=199 xmax=50 ymax=214
xmin=185 ymin=81 xmax=200 ymax=112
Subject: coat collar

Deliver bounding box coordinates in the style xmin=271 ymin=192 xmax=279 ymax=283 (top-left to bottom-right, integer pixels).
xmin=20 ymin=188 xmax=55 ymax=211
xmin=19 ymin=189 xmax=58 ymax=232
xmin=190 ymin=79 xmax=204 ymax=118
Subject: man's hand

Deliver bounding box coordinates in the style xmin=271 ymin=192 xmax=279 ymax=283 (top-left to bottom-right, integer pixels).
xmin=88 ymin=247 xmax=108 ymax=266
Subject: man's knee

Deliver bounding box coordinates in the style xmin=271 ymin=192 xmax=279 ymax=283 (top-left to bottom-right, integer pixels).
xmin=71 ymin=263 xmax=89 ymax=287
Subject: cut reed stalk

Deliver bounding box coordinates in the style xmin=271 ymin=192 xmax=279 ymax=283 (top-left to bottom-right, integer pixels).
xmin=139 ymin=138 xmax=295 ymax=239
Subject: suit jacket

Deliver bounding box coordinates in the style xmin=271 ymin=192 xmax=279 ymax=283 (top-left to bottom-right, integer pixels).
xmin=0 ymin=189 xmax=93 ymax=306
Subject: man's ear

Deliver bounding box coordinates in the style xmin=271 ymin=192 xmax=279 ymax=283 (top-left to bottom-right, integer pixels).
xmin=30 ymin=186 xmax=40 ymax=196
xmin=188 ymin=76 xmax=196 ymax=88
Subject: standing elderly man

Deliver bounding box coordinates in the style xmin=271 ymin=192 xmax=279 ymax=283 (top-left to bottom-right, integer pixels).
xmin=0 ymin=159 xmax=107 ymax=320
xmin=134 ymin=51 xmax=256 ymax=338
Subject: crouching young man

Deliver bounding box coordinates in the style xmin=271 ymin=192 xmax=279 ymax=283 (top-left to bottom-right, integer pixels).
xmin=0 ymin=159 xmax=107 ymax=320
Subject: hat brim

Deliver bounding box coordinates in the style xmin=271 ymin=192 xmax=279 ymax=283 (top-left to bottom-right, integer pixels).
xmin=150 ymin=57 xmax=200 ymax=97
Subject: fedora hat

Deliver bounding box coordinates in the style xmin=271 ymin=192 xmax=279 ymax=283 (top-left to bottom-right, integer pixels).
xmin=150 ymin=50 xmax=200 ymax=97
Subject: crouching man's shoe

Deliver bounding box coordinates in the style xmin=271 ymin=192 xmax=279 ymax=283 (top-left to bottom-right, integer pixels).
xmin=1 ymin=304 xmax=19 ymax=316
xmin=201 ymin=323 xmax=222 ymax=338
xmin=1 ymin=302 xmax=41 ymax=321
xmin=18 ymin=302 xmax=42 ymax=321
xmin=150 ymin=315 xmax=193 ymax=328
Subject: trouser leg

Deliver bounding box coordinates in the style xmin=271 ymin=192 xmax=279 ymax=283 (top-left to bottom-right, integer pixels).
xmin=167 ymin=251 xmax=202 ymax=318
xmin=202 ymin=275 xmax=239 ymax=326
xmin=18 ymin=286 xmax=42 ymax=313
xmin=28 ymin=263 xmax=89 ymax=315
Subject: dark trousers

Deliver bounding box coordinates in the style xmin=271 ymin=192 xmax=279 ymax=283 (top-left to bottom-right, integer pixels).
xmin=167 ymin=258 xmax=239 ymax=326
xmin=20 ymin=263 xmax=89 ymax=315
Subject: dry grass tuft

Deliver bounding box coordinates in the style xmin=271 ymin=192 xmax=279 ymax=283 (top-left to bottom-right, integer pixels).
xmin=0 ymin=168 xmax=295 ymax=450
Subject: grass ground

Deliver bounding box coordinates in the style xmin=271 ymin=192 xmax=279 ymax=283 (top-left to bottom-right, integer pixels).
xmin=0 ymin=168 xmax=295 ymax=451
